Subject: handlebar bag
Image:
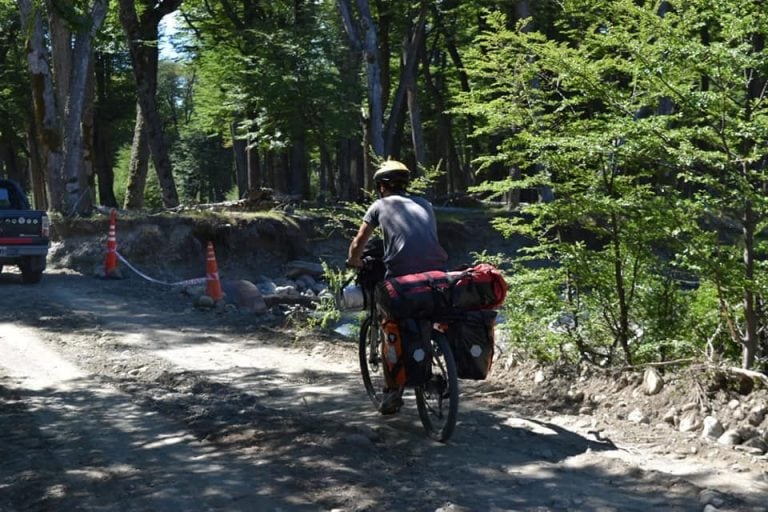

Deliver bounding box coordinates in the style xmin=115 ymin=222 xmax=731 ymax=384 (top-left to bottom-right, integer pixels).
xmin=449 ymin=310 xmax=497 ymax=380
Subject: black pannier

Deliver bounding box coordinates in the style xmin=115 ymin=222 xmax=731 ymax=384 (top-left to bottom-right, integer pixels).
xmin=382 ymin=318 xmax=433 ymax=387
xmin=449 ymin=310 xmax=497 ymax=380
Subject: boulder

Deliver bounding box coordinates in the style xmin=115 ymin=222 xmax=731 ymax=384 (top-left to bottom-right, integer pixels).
xmin=679 ymin=411 xmax=702 ymax=433
xmin=285 ymin=260 xmax=324 ymax=278
xmin=643 ymin=367 xmax=664 ymax=395
xmin=701 ymin=416 xmax=724 ymax=439
xmin=717 ymin=429 xmax=742 ymax=446
xmin=221 ymin=279 xmax=268 ymax=314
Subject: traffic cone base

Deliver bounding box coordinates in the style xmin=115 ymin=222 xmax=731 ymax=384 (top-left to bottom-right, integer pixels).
xmin=103 ymin=209 xmax=120 ymax=278
xmin=205 ymin=241 xmax=224 ymax=302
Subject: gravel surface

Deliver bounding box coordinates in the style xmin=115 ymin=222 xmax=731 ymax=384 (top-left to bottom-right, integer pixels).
xmin=1 ymin=251 xmax=767 ymax=511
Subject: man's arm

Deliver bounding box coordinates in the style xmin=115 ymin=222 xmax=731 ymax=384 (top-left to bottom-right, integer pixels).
xmin=347 ymin=221 xmax=374 ymax=268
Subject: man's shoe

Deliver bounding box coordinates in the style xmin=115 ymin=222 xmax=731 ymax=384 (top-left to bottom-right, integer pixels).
xmin=378 ymin=390 xmax=403 ymax=415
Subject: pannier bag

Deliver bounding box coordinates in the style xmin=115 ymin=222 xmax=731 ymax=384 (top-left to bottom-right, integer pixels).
xmin=448 ymin=263 xmax=508 ymax=311
xmin=375 ymin=264 xmax=507 ymax=319
xmin=381 ymin=318 xmax=433 ymax=387
xmin=449 ymin=310 xmax=497 ymax=380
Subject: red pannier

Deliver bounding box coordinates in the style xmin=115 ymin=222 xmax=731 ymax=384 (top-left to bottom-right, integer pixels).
xmin=375 ymin=264 xmax=507 ymax=319
xmin=447 ymin=263 xmax=508 ymax=311
xmin=375 ymin=270 xmax=452 ymax=320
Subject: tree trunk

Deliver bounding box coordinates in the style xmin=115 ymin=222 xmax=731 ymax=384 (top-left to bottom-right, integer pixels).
xmin=384 ymin=3 xmax=427 ymax=159
xmin=420 ymin=38 xmax=463 ymax=194
xmin=0 ymin=132 xmax=25 ymax=185
xmin=26 ymin=119 xmax=48 ymax=209
xmin=82 ymin=62 xmax=97 ymax=207
xmin=338 ymin=0 xmax=384 ymax=158
xmin=741 ymin=200 xmax=758 ymax=369
xmin=59 ymin=0 xmax=107 ymax=215
xmin=18 ymin=0 xmax=64 ymax=211
xmin=610 ymin=211 xmax=632 ymax=366
xmin=45 ymin=0 xmax=71 ymax=122
xmin=119 ymin=0 xmax=181 ymax=208
xmin=246 ymin=142 xmax=261 ymax=192
xmin=124 ymin=106 xmax=150 ymax=209
xmin=231 ymin=122 xmax=248 ymax=199
xmin=289 ymin=135 xmax=308 ymax=198
xmin=92 ymin=51 xmax=118 ymax=207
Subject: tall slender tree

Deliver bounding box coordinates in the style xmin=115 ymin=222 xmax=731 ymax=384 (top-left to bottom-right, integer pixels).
xmin=119 ymin=0 xmax=181 ymax=208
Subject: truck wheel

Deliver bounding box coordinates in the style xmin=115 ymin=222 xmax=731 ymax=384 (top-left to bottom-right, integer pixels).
xmin=19 ymin=256 xmax=45 ymax=284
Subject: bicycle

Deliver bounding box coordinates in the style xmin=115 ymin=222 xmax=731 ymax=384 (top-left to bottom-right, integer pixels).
xmin=349 ymin=256 xmax=460 ymax=442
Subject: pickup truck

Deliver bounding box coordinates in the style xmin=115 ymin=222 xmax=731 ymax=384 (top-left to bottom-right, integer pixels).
xmin=0 ymin=179 xmax=50 ymax=283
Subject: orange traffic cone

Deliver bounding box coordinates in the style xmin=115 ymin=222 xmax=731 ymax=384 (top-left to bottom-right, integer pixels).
xmin=205 ymin=241 xmax=224 ymax=302
xmin=103 ymin=209 xmax=119 ymax=277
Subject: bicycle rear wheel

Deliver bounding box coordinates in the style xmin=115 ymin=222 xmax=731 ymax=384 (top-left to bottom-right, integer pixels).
xmin=359 ymin=315 xmax=387 ymax=409
xmin=415 ymin=332 xmax=459 ymax=442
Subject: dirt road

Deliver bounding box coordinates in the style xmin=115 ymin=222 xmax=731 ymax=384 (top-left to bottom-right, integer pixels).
xmin=1 ymin=268 xmax=767 ymax=511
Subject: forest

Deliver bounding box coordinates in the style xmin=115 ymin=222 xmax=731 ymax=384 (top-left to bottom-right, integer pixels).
xmin=1 ymin=0 xmax=767 ymax=373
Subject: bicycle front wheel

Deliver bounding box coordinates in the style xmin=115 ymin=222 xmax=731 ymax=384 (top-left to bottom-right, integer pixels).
xmin=415 ymin=332 xmax=459 ymax=442
xmin=359 ymin=315 xmax=387 ymax=410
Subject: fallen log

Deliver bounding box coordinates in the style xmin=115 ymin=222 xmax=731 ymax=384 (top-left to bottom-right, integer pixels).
xmin=727 ymin=366 xmax=768 ymax=387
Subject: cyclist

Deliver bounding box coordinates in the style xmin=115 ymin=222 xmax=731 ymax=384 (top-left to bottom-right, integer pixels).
xmin=346 ymin=159 xmax=448 ymax=414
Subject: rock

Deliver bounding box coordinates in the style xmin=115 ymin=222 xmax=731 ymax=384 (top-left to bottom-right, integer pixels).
xmin=614 ymin=375 xmax=629 ymax=391
xmin=741 ymin=436 xmax=768 ymax=454
xmin=717 ymin=429 xmax=742 ymax=446
xmin=662 ymin=407 xmax=678 ymax=425
xmin=628 ymin=408 xmax=650 ymax=424
xmin=681 ymin=401 xmax=699 ymax=412
xmin=701 ymin=416 xmax=724 ymax=439
xmin=643 ymin=367 xmax=664 ymax=395
xmin=284 ymin=260 xmax=324 ymax=278
xmin=699 ymin=488 xmax=727 ymax=507
xmin=435 ymin=503 xmax=471 ymax=512
xmin=567 ymin=390 xmax=585 ymax=403
xmin=728 ymin=399 xmax=740 ymax=410
xmin=679 ymin=411 xmax=702 ymax=433
xmin=274 ymin=285 xmax=300 ymax=297
xmin=194 ymin=294 xmax=216 ymax=308
xmin=293 ymin=274 xmax=318 ymax=291
xmin=748 ymin=404 xmax=767 ymax=426
xmin=738 ymin=425 xmax=761 ymax=441
xmin=533 ymin=369 xmax=546 ymax=384
xmin=345 ymin=433 xmax=373 ymax=446
xmin=221 ymin=279 xmax=268 ymax=314
xmin=254 ymin=277 xmax=277 ymax=295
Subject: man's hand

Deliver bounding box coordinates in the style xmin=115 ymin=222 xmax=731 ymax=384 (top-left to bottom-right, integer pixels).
xmin=346 ymin=256 xmax=363 ymax=269
xmin=348 ymin=221 xmax=374 ymax=270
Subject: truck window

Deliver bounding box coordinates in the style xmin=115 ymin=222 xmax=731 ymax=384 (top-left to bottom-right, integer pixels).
xmin=0 ymin=187 xmax=11 ymax=209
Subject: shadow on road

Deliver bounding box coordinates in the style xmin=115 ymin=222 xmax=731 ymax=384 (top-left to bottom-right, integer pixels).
xmin=0 ymin=271 xmax=750 ymax=511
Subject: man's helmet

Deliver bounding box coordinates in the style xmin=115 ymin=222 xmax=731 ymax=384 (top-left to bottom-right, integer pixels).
xmin=373 ymin=159 xmax=410 ymax=186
